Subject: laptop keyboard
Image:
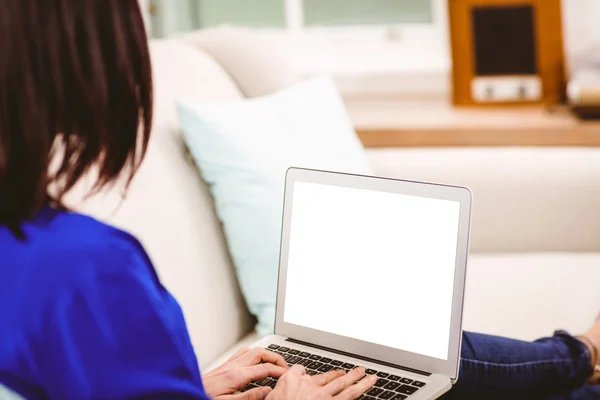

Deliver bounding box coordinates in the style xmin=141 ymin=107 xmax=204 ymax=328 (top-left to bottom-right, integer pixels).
xmin=240 ymin=344 xmax=427 ymax=399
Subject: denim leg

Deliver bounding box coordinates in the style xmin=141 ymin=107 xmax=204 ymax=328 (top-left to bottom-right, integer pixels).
xmin=540 ymin=385 xmax=600 ymax=400
xmin=441 ymin=331 xmax=592 ymax=400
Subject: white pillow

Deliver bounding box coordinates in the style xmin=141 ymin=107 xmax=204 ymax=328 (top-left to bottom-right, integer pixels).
xmin=177 ymin=76 xmax=373 ymax=335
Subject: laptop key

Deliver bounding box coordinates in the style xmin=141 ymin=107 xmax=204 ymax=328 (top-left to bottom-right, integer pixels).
xmin=391 ymin=395 xmax=407 ymax=400
xmin=307 ymin=361 xmax=323 ymax=370
xmin=365 ymin=369 xmax=378 ymax=375
xmin=278 ymin=347 xmax=290 ymax=352
xmin=366 ymin=387 xmax=383 ymax=397
xmin=399 ymin=378 xmax=413 ymax=384
xmin=330 ymin=360 xmax=343 ymax=367
xmin=412 ymin=381 xmax=425 ymax=387
xmin=384 ymin=381 xmax=400 ymax=391
xmin=388 ymin=375 xmax=400 ymax=381
xmin=379 ymin=390 xmax=395 ymax=400
xmin=255 ymin=378 xmax=271 ymax=386
xmin=287 ymin=356 xmax=302 ymax=364
xmin=341 ymin=363 xmax=355 ymax=369
xmin=376 ymin=372 xmax=389 ymax=378
xmin=396 ymin=385 xmax=419 ymax=395
xmin=267 ymin=344 xmax=279 ymax=350
xmin=288 ymin=349 xmax=300 ymax=355
xmin=320 ymin=357 xmax=333 ymax=363
xmin=299 ymin=352 xmax=311 ymax=357
xmin=310 ymin=355 xmax=322 ymax=361
xmin=282 ymin=354 xmax=293 ymax=361
xmin=318 ymin=364 xmax=334 ymax=372
xmin=307 ymin=370 xmax=319 ymax=376
xmin=267 ymin=381 xmax=277 ymax=389
xmin=374 ymin=378 xmax=389 ymax=388
xmin=298 ymin=359 xmax=313 ymax=367
xmin=241 ymin=384 xmax=258 ymax=392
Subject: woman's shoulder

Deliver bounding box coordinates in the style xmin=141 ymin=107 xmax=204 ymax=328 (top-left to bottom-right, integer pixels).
xmin=25 ymin=207 xmax=141 ymax=258
xmin=55 ymin=209 xmax=140 ymax=249
xmin=1 ymin=208 xmax=152 ymax=299
xmin=0 ymin=209 xmax=161 ymax=355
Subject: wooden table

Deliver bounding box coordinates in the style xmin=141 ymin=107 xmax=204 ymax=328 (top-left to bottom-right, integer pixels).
xmin=345 ymin=100 xmax=600 ymax=147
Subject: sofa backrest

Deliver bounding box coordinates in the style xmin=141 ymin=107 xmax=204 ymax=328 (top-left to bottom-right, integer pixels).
xmin=369 ymin=147 xmax=600 ymax=253
xmin=180 ymin=26 xmax=302 ymax=98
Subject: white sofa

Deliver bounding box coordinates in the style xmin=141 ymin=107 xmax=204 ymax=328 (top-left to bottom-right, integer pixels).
xmin=72 ymin=27 xmax=600 ymax=372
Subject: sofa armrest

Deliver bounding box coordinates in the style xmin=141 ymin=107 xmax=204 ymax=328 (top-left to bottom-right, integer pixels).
xmin=367 ymin=147 xmax=600 ymax=253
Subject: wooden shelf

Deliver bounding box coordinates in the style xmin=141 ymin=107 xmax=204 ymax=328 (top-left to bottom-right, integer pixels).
xmin=346 ymin=100 xmax=600 ymax=147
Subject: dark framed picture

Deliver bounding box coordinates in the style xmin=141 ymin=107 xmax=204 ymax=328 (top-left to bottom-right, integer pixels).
xmin=449 ymin=0 xmax=565 ymax=106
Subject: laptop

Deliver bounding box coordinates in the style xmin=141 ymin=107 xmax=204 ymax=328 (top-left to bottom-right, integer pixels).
xmin=250 ymin=168 xmax=472 ymax=399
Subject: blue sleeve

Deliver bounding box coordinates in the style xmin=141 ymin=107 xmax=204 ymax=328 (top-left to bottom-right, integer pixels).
xmin=35 ymin=234 xmax=211 ymax=400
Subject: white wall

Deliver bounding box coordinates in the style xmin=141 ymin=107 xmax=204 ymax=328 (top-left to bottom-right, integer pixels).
xmin=562 ymin=0 xmax=600 ymax=71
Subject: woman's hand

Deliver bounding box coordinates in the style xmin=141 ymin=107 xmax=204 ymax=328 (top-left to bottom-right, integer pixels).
xmin=203 ymin=347 xmax=288 ymax=400
xmin=267 ymin=365 xmax=377 ymax=400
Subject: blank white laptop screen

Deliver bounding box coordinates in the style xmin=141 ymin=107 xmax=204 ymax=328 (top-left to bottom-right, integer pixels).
xmin=283 ymin=181 xmax=461 ymax=361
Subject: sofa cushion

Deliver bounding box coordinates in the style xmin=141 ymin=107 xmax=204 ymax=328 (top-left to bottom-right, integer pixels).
xmin=207 ymin=252 xmax=600 ymax=373
xmin=182 ymin=26 xmax=301 ymax=98
xmin=463 ymin=252 xmax=600 ymax=341
xmin=177 ymin=75 xmax=372 ymax=336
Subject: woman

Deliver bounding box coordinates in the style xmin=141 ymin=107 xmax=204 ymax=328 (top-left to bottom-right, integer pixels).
xmin=0 ymin=1 xmax=599 ymax=399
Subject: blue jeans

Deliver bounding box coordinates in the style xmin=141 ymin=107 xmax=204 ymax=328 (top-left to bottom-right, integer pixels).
xmin=442 ymin=331 xmax=600 ymax=399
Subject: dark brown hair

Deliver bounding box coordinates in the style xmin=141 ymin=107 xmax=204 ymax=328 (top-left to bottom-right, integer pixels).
xmin=0 ymin=0 xmax=153 ymax=234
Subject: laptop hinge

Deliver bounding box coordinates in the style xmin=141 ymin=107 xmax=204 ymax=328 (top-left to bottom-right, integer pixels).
xmin=286 ymin=338 xmax=431 ymax=377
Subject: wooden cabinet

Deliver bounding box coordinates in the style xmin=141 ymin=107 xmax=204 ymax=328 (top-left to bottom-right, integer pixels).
xmin=346 ymin=100 xmax=600 ymax=147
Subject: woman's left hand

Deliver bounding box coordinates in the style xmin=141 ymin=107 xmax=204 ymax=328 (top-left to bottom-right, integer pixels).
xmin=203 ymin=347 xmax=289 ymax=400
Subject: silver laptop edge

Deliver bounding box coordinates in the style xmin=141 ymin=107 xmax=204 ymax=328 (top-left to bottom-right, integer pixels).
xmin=254 ymin=167 xmax=472 ymax=400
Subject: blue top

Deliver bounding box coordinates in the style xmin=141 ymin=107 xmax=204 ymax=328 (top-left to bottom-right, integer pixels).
xmin=0 ymin=207 xmax=211 ymax=400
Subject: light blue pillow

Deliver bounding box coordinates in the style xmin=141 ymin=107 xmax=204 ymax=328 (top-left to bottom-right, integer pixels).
xmin=177 ymin=76 xmax=373 ymax=335
xmin=0 ymin=385 xmax=25 ymax=400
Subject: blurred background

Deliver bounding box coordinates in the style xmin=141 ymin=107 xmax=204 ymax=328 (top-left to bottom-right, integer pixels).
xmin=142 ymin=0 xmax=600 ymax=105
xmin=116 ymin=0 xmax=600 ymax=369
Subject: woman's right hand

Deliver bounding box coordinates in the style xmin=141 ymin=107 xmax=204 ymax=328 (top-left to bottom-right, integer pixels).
xmin=267 ymin=365 xmax=377 ymax=400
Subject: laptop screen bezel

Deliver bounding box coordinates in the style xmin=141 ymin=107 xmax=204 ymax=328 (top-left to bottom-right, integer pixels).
xmin=274 ymin=167 xmax=472 ymax=380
